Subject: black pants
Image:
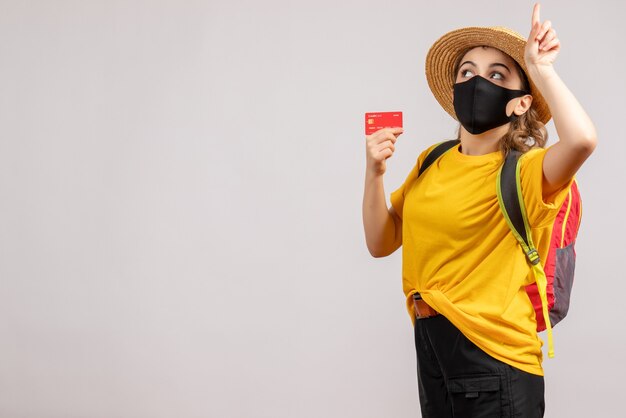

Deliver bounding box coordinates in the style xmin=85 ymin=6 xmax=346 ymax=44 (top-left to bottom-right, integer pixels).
xmin=414 ymin=314 xmax=545 ymax=417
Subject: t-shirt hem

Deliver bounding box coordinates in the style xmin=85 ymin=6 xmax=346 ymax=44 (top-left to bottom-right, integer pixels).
xmin=404 ymin=293 xmax=544 ymax=377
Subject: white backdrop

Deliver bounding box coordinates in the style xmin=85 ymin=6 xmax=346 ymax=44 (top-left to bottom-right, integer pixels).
xmin=0 ymin=1 xmax=624 ymax=417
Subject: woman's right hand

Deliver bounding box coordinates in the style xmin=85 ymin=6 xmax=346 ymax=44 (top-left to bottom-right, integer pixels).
xmin=365 ymin=127 xmax=404 ymax=176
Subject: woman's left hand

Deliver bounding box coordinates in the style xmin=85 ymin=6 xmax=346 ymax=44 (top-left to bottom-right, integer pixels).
xmin=524 ymin=3 xmax=560 ymax=69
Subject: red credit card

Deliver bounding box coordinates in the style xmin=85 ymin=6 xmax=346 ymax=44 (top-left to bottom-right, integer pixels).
xmin=365 ymin=111 xmax=403 ymax=135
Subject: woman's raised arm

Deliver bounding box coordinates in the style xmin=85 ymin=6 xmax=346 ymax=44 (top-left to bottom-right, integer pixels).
xmin=362 ymin=127 xmax=404 ymax=257
xmin=524 ymin=3 xmax=598 ymax=196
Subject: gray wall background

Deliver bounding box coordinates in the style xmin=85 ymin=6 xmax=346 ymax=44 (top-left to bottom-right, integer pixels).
xmin=0 ymin=0 xmax=623 ymax=417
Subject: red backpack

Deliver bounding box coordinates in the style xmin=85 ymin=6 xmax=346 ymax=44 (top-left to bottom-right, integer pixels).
xmin=523 ymin=180 xmax=581 ymax=333
xmin=420 ymin=140 xmax=582 ymax=358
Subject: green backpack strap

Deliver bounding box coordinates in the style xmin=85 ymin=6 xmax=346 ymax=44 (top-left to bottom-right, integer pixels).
xmin=496 ymin=150 xmax=555 ymax=358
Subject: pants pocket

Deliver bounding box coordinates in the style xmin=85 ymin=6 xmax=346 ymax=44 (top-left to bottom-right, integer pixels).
xmin=447 ymin=374 xmax=502 ymax=418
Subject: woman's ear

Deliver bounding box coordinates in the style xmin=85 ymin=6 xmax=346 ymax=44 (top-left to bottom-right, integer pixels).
xmin=508 ymin=94 xmax=533 ymax=117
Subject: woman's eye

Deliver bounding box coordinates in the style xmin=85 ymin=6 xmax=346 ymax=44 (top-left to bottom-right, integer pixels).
xmin=460 ymin=69 xmax=505 ymax=80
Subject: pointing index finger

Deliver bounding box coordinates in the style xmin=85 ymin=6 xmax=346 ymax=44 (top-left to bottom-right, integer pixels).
xmin=532 ymin=3 xmax=540 ymax=27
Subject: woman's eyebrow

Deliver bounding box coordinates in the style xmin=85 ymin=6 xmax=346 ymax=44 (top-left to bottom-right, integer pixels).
xmin=459 ymin=60 xmax=511 ymax=73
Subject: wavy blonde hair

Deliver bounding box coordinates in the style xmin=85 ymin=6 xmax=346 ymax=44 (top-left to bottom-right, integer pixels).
xmin=452 ymin=46 xmax=548 ymax=156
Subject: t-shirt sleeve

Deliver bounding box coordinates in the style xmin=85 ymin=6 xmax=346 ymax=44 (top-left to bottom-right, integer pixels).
xmin=389 ymin=145 xmax=436 ymax=220
xmin=519 ymin=146 xmax=575 ymax=228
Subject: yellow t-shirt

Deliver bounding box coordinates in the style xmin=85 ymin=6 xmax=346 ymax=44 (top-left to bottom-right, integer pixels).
xmin=390 ymin=142 xmax=573 ymax=376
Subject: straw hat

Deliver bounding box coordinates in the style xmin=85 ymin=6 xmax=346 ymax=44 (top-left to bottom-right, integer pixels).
xmin=425 ymin=26 xmax=551 ymax=125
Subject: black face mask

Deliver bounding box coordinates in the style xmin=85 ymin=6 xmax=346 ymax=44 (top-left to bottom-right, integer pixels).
xmin=453 ymin=75 xmax=530 ymax=135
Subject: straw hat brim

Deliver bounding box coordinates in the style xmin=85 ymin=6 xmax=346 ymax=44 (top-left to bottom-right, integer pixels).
xmin=425 ymin=26 xmax=551 ymax=125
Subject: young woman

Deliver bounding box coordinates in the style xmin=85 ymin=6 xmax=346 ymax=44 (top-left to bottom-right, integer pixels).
xmin=362 ymin=4 xmax=596 ymax=417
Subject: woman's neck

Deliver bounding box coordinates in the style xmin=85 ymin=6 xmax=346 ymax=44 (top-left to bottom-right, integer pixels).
xmin=458 ymin=123 xmax=510 ymax=155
